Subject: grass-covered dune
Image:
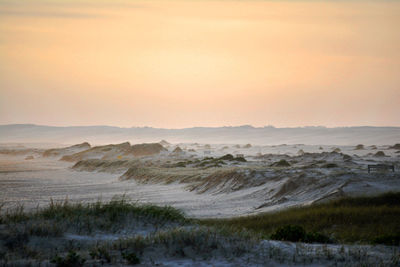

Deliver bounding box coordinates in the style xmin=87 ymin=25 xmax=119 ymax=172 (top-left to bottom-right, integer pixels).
xmin=200 ymin=192 xmax=400 ymax=245
xmin=1 ymin=194 xmax=400 ymax=266
xmin=0 ymin=196 xmax=187 ymax=236
xmin=0 ymin=197 xmax=258 ymax=266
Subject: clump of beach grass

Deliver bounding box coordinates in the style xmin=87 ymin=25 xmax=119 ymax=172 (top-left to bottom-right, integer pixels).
xmin=0 ymin=196 xmax=187 ymax=237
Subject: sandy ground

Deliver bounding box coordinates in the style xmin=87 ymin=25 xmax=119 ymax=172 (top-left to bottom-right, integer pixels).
xmin=1 ymin=143 xmax=399 ymax=218
xmin=0 ymin=155 xmax=265 ymax=217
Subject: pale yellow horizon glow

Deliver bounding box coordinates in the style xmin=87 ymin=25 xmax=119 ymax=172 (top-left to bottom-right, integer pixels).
xmin=0 ymin=0 xmax=399 ymax=128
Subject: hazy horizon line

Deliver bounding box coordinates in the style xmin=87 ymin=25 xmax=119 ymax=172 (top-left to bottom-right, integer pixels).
xmin=2 ymin=123 xmax=400 ymax=130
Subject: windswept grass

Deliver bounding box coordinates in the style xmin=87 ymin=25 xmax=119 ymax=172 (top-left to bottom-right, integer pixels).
xmin=1 ymin=195 xmax=399 ymax=266
xmin=0 ymin=196 xmax=187 ymax=236
xmin=200 ymin=192 xmax=400 ymax=245
xmin=0 ymin=197 xmax=190 ymax=265
xmin=39 ymin=197 xmax=185 ymax=223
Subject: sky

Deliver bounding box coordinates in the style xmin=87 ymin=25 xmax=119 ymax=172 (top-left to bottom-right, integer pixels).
xmin=0 ymin=0 xmax=399 ymax=128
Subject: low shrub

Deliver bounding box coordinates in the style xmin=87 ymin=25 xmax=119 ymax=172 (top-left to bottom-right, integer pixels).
xmin=373 ymin=233 xmax=400 ymax=246
xmin=234 ymin=156 xmax=247 ymax=162
xmin=305 ymin=231 xmax=331 ymax=243
xmin=4 ymin=231 xmax=29 ymax=250
xmin=173 ymin=161 xmax=187 ymax=167
xmin=271 ymin=160 xmax=290 ymax=167
xmin=323 ymin=163 xmax=338 ymax=168
xmin=219 ymin=154 xmax=234 ymax=161
xmin=122 ymin=251 xmax=140 ymax=265
xmin=27 ymin=221 xmax=64 ymax=237
xmin=51 ymin=250 xmax=85 ymax=267
xmin=343 ymin=154 xmax=352 ymax=161
xmin=89 ymin=246 xmax=111 ymax=263
xmin=374 ymin=151 xmax=386 ymax=157
xmin=270 ymin=225 xmax=306 ymax=242
xmin=355 ymin=144 xmax=364 ymax=150
xmin=270 ymin=225 xmax=331 ymax=243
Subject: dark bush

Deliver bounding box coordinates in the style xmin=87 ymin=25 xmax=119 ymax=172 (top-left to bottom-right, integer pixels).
xmin=355 ymin=144 xmax=364 ymax=150
xmin=219 ymin=154 xmax=234 ymax=161
xmin=305 ymin=232 xmax=331 ymax=243
xmin=270 ymin=225 xmax=306 ymax=242
xmin=122 ymin=251 xmax=140 ymax=265
xmin=389 ymin=143 xmax=400 ymax=150
xmin=271 ymin=159 xmax=290 ymax=167
xmin=343 ymin=154 xmax=352 ymax=161
xmin=323 ymin=163 xmax=338 ymax=168
xmin=235 ymin=156 xmax=247 ymax=162
xmin=270 ymin=225 xmax=330 ymax=243
xmin=4 ymin=232 xmax=29 ymax=250
xmin=52 ymin=250 xmax=85 ymax=267
xmin=174 ymin=161 xmax=187 ymax=167
xmin=373 ymin=233 xmax=400 ymax=246
xmin=89 ymin=246 xmax=111 ymax=263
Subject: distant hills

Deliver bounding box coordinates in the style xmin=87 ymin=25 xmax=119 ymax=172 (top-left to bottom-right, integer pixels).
xmin=0 ymin=124 xmax=399 ymax=146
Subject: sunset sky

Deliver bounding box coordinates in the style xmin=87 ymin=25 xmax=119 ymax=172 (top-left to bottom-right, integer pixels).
xmin=0 ymin=0 xmax=399 ymax=128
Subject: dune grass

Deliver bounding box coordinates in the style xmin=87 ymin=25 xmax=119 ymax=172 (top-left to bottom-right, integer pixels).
xmin=0 ymin=196 xmax=187 ymax=237
xmin=1 ymin=194 xmax=399 ymax=266
xmin=1 ymin=197 xmax=185 ymax=223
xmin=200 ymin=192 xmax=400 ymax=245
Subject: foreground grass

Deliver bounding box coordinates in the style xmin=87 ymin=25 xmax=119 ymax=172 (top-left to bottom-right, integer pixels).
xmin=0 ymin=195 xmax=399 ymax=266
xmin=0 ymin=198 xmax=259 ymax=266
xmin=0 ymin=196 xmax=186 ymax=236
xmin=200 ymin=192 xmax=400 ymax=245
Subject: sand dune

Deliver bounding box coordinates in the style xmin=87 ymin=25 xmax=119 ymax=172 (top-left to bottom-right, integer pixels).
xmin=1 ymin=141 xmax=399 ymax=218
xmin=61 ymin=142 xmax=166 ymax=162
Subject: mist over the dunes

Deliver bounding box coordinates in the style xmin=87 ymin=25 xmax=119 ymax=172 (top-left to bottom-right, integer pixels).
xmin=1 ymin=124 xmax=399 ymax=146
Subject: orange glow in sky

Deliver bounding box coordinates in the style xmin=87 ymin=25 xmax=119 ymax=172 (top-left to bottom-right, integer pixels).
xmin=0 ymin=0 xmax=399 ymax=128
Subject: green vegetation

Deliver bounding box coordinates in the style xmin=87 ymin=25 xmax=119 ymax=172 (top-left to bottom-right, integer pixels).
xmin=374 ymin=151 xmax=386 ymax=157
xmin=234 ymin=156 xmax=247 ymax=162
xmin=122 ymin=251 xmax=140 ymax=265
xmin=218 ymin=154 xmax=247 ymax=162
xmin=373 ymin=233 xmax=400 ymax=246
xmin=0 ymin=196 xmax=186 ymax=235
xmin=200 ymin=192 xmax=400 ymax=244
xmin=343 ymin=154 xmax=352 ymax=161
xmin=271 ymin=159 xmax=290 ymax=167
xmin=89 ymin=246 xmax=111 ymax=263
xmin=198 ymin=154 xmax=247 ymax=167
xmin=323 ymin=163 xmax=338 ymax=168
xmin=52 ymin=250 xmax=86 ymax=267
xmin=111 ymin=226 xmax=257 ymax=259
xmin=167 ymin=154 xmax=247 ymax=169
xmin=1 ymin=194 xmax=400 ymax=265
xmin=270 ymin=225 xmax=331 ymax=243
xmin=389 ymin=143 xmax=400 ymax=150
xmin=0 ymin=197 xmax=189 ymax=265
xmin=219 ymin=154 xmax=235 ymax=160
xmin=355 ymin=144 xmax=364 ymax=150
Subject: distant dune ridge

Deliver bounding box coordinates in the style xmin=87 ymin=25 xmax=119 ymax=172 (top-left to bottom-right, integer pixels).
xmin=0 ymin=124 xmax=399 ymax=145
xmin=43 ymin=142 xmax=90 ymax=157
xmin=61 ymin=142 xmax=167 ymax=162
